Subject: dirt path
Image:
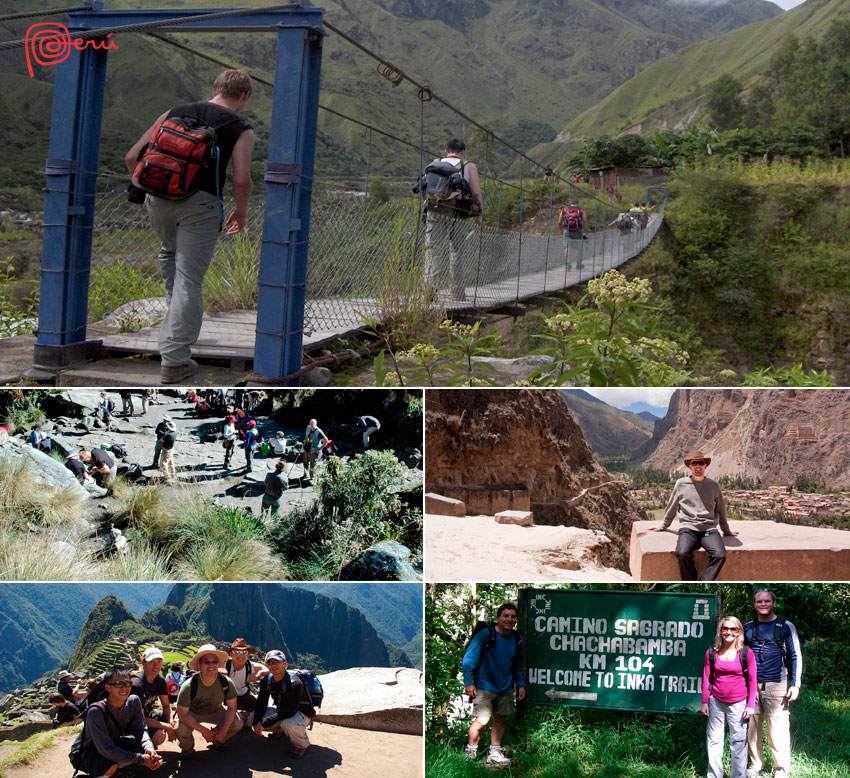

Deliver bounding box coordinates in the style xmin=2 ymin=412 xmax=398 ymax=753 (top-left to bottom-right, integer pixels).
xmin=3 ymin=722 xmax=422 ymax=778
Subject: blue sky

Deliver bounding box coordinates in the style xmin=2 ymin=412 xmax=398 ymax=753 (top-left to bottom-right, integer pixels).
xmin=582 ymin=388 xmax=676 ymax=411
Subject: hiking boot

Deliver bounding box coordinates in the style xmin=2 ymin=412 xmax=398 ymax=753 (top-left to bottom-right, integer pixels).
xmin=160 ymin=358 xmax=199 ymax=384
xmin=464 ymin=745 xmax=478 ymax=761
xmin=289 ymin=746 xmax=308 ymax=758
xmin=485 ymin=747 xmax=511 ymax=768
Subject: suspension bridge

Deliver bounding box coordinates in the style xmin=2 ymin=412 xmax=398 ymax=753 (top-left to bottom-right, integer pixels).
xmin=0 ymin=2 xmax=667 ymax=383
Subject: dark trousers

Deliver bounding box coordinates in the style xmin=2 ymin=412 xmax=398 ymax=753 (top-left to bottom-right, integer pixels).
xmin=675 ymin=527 xmax=726 ymax=581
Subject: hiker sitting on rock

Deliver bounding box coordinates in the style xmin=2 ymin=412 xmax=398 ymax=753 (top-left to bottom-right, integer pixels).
xmin=130 ymin=647 xmax=177 ymax=746
xmin=69 ymin=666 xmax=162 ymax=776
xmin=249 ymin=650 xmax=310 ymax=759
xmin=175 ymin=644 xmax=242 ymax=755
xmin=49 ymin=691 xmax=81 ymax=728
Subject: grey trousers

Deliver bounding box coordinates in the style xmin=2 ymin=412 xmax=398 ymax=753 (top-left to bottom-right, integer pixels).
xmin=146 ymin=191 xmax=221 ymax=367
xmin=424 ymin=212 xmax=469 ymax=300
xmin=706 ymin=696 xmax=748 ymax=778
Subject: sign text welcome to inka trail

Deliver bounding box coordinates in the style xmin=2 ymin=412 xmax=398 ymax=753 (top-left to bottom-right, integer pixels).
xmin=519 ymin=589 xmax=719 ymax=714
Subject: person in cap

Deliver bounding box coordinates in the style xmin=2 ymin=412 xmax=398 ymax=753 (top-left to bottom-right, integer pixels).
xmin=649 ymin=450 xmax=737 ymax=580
xmin=130 ymin=647 xmax=176 ymax=746
xmin=243 ymin=419 xmax=260 ymax=473
xmin=56 ymin=670 xmax=85 ymax=704
xmin=175 ymin=644 xmax=242 ymax=755
xmin=158 ymin=420 xmax=178 ymax=481
xmin=224 ymin=638 xmax=269 ymax=716
xmin=70 ymin=666 xmax=162 ymax=776
xmin=250 ymin=651 xmax=310 ymax=758
xmin=262 ymin=461 xmax=288 ymax=517
xmin=303 ymin=419 xmax=328 ymax=480
xmin=151 ymin=416 xmax=172 ymax=469
xmin=222 ymin=415 xmax=238 ymax=470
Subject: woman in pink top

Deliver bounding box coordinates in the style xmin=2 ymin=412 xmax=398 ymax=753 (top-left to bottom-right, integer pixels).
xmin=701 ymin=616 xmax=758 ymax=778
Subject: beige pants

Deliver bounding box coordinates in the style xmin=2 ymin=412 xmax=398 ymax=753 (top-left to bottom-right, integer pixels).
xmin=160 ymin=448 xmax=176 ymax=480
xmin=747 ymin=682 xmax=791 ymax=773
xmin=176 ymin=709 xmax=243 ymax=752
xmin=249 ymin=708 xmax=310 ymax=749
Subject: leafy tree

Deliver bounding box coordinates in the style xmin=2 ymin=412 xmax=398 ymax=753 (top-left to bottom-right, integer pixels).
xmin=707 ymin=74 xmax=745 ymax=130
xmin=368 ymin=176 xmax=390 ymax=205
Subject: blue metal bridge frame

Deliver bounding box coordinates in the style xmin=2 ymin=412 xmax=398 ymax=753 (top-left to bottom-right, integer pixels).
xmin=35 ymin=3 xmax=324 ymax=384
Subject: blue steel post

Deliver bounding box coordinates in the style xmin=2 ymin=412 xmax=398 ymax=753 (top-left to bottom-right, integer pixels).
xmin=35 ymin=20 xmax=109 ymax=367
xmin=253 ymin=19 xmax=324 ymax=383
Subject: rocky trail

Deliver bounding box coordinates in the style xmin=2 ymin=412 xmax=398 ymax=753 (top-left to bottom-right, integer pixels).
xmin=2 ymin=722 xmax=422 ymax=778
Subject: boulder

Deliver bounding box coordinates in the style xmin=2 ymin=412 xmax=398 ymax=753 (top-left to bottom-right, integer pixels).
xmin=46 ymin=390 xmax=105 ymax=416
xmin=338 ymin=541 xmax=420 ymax=581
xmin=0 ymin=443 xmax=89 ymax=500
xmin=301 ymin=366 xmax=333 ymax=387
xmin=495 ymin=510 xmax=534 ymax=526
xmin=469 ymin=355 xmax=555 ymax=385
xmin=425 ymin=493 xmax=466 ymax=516
xmin=314 ymin=667 xmax=423 ymax=734
xmin=0 ymin=711 xmax=52 ymax=742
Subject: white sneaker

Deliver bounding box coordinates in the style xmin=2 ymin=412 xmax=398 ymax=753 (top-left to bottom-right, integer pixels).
xmin=464 ymin=745 xmax=478 ymax=761
xmin=485 ymin=747 xmax=511 ymax=768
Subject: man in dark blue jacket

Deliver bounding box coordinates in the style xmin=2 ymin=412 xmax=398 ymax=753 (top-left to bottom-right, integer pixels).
xmin=743 ymin=588 xmax=802 ymax=778
xmin=462 ymin=603 xmax=525 ymax=768
xmin=250 ymin=650 xmax=310 ymax=759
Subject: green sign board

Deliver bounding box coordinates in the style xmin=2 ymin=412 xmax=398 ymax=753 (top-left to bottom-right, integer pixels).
xmin=519 ymin=589 xmax=719 ymax=713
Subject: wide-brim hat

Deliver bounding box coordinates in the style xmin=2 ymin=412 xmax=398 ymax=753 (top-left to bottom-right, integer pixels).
xmin=188 ymin=644 xmax=229 ymax=671
xmin=683 ymin=450 xmax=711 ymax=467
xmin=57 ymin=670 xmax=72 ymax=680
xmin=228 ymin=638 xmax=255 ymax=653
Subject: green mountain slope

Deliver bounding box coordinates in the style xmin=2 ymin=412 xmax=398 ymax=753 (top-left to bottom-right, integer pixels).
xmin=566 ymin=0 xmax=849 ymax=137
xmin=0 ymin=0 xmax=778 ymax=183
xmin=0 ymin=584 xmax=169 ymax=692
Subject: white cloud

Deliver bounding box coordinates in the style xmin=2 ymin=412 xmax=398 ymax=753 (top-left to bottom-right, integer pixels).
xmin=581 ymin=388 xmax=677 ymax=410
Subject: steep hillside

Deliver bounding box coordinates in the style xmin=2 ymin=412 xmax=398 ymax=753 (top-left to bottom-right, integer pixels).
xmin=0 ymin=584 xmax=169 ymax=692
xmin=165 ymin=583 xmax=392 ymax=671
xmin=1 ymin=0 xmax=779 ymax=184
xmin=565 ymin=0 xmax=847 ymax=137
xmin=557 ymin=389 xmax=653 ymax=459
xmin=637 ymin=388 xmax=850 ymax=487
xmin=425 ymin=389 xmax=647 ymax=569
xmin=69 ymin=595 xmax=156 ymax=669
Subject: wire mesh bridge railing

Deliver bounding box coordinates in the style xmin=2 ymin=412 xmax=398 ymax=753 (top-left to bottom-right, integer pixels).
xmin=86 ymin=178 xmax=665 ymax=357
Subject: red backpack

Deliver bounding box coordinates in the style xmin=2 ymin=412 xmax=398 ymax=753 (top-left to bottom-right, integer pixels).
xmin=560 ymin=206 xmax=584 ymax=232
xmin=131 ymin=114 xmax=238 ymax=200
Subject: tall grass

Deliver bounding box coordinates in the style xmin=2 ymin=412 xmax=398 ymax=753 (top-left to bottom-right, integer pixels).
xmin=98 ymin=541 xmax=174 ymax=581
xmin=0 ymin=458 xmax=85 ymax=527
xmin=205 ymin=232 xmax=261 ymax=313
xmin=172 ymin=535 xmax=286 ymax=580
xmin=0 ymin=530 xmax=96 ymax=581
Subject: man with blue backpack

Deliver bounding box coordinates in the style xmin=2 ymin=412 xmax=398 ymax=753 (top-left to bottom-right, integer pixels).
xmin=125 ymin=70 xmax=255 ymax=385
xmin=419 ymin=138 xmax=483 ymax=302
xmin=743 ymin=588 xmax=803 ymax=778
xmin=462 ymin=603 xmax=525 ymax=768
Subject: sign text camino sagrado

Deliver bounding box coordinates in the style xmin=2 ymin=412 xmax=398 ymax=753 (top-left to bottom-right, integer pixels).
xmin=519 ymin=589 xmax=719 ymax=714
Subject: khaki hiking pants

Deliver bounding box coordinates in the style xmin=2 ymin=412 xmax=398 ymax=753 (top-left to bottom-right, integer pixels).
xmin=747 ymin=681 xmax=791 ymax=773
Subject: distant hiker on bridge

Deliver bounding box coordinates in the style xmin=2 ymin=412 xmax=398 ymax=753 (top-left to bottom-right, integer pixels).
xmin=559 ymin=200 xmax=588 ymax=271
xmin=649 ymin=450 xmax=737 ymax=581
xmin=250 ymin=650 xmax=311 ymax=759
xmin=702 ymin=616 xmax=757 ymax=778
xmin=462 ymin=602 xmax=525 ymax=769
xmin=420 ymin=138 xmax=484 ymax=302
xmin=69 ymin=666 xmax=163 ymax=776
xmin=131 ymin=647 xmax=177 ymax=748
xmin=225 ymin=638 xmax=269 ymax=717
xmin=175 ymin=644 xmax=242 ymax=755
xmin=743 ymin=588 xmax=803 ymax=778
xmin=125 ymin=69 xmax=256 ymax=385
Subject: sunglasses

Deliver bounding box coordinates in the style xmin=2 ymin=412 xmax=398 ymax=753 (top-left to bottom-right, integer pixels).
xmin=721 ymin=627 xmax=739 ymax=633
xmin=231 ymin=649 xmax=249 ymax=655
xmin=689 ymin=461 xmax=706 ymax=467
xmin=107 ymin=681 xmax=132 ymax=688
xmin=200 ymin=659 xmax=220 ymax=665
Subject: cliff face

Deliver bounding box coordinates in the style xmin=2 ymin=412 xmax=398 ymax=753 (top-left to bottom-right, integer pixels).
xmin=638 ymin=389 xmax=850 ymax=487
xmin=165 ymin=584 xmax=390 ymax=671
xmin=425 ymin=389 xmax=647 ymax=568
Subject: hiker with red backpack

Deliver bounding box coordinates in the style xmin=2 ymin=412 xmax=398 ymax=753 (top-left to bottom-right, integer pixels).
xmin=701 ymin=616 xmax=757 ymax=778
xmin=419 ymin=138 xmax=484 ymax=302
xmin=558 ymin=200 xmax=588 ymax=271
xmin=124 ymin=70 xmax=256 ymax=385
xmin=462 ymin=603 xmax=525 ymax=769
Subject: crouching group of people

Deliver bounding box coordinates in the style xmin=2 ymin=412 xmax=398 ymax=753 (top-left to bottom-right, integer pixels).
xmin=69 ymin=639 xmax=312 ymax=776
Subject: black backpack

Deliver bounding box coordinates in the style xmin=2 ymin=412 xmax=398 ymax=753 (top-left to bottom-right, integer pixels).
xmin=707 ymin=645 xmax=750 ymax=697
xmin=69 ymin=701 xmax=120 ymax=775
xmin=415 ymin=159 xmax=481 ymax=219
xmin=464 ymin=621 xmax=523 ymax=687
xmin=291 ymin=670 xmax=324 ymax=716
xmin=225 ymin=658 xmax=253 ymax=677
xmin=110 ymin=443 xmax=127 ymax=459
xmin=749 ymin=617 xmax=792 ymax=673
